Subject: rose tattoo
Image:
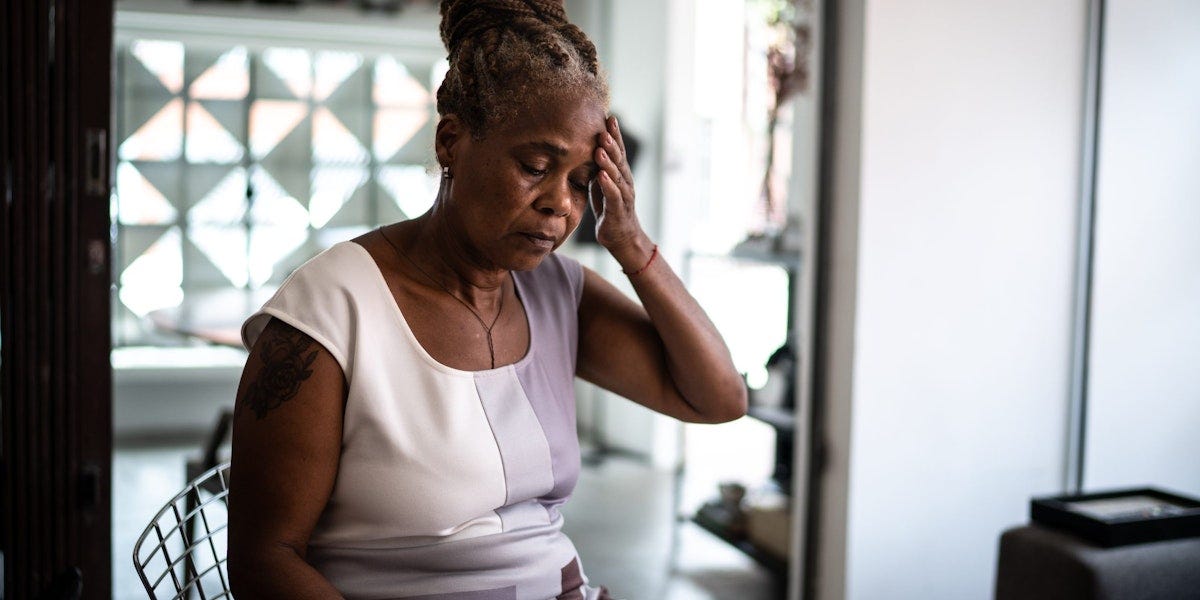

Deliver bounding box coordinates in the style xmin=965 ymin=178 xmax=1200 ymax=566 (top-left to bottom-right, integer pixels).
xmin=244 ymin=327 xmax=319 ymax=419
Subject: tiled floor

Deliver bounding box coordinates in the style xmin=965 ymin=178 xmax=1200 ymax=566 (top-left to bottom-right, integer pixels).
xmin=114 ymin=444 xmax=782 ymax=599
xmin=115 ymin=443 xmax=199 ymax=600
xmin=562 ymin=456 xmax=783 ymax=600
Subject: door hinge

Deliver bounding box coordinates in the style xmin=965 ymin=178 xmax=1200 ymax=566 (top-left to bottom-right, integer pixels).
xmin=78 ymin=464 xmax=101 ymax=511
xmin=85 ymin=128 xmax=108 ymax=197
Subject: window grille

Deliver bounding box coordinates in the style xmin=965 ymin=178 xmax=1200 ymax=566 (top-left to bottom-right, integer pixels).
xmin=113 ymin=38 xmax=442 ymax=346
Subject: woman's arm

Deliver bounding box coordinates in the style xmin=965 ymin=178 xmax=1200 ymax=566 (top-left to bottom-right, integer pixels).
xmin=227 ymin=317 xmax=346 ymax=599
xmin=578 ymin=116 xmax=747 ymax=424
xmin=577 ymin=261 xmax=747 ymax=424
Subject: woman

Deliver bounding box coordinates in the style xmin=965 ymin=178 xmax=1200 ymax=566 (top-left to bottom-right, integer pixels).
xmin=227 ymin=1 xmax=747 ymax=598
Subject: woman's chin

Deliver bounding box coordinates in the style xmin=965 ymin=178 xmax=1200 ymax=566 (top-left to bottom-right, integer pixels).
xmin=492 ymin=236 xmax=556 ymax=271
xmin=505 ymin=251 xmax=552 ymax=272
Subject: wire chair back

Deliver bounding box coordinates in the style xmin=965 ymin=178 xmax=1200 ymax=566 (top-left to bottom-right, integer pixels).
xmin=132 ymin=462 xmax=232 ymax=599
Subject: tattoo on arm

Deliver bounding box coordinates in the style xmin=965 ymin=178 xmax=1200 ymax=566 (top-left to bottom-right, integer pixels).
xmin=243 ymin=323 xmax=319 ymax=420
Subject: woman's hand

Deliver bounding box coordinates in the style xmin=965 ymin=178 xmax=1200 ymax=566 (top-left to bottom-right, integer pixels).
xmin=591 ymin=116 xmax=654 ymax=271
xmin=579 ymin=119 xmax=747 ymax=425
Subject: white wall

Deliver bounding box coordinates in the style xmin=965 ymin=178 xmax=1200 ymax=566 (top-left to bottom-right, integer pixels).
xmin=1083 ymin=0 xmax=1200 ymax=496
xmin=819 ymin=1 xmax=1087 ymax=598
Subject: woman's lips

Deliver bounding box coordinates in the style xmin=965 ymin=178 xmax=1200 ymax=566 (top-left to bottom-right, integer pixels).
xmin=521 ymin=233 xmax=555 ymax=250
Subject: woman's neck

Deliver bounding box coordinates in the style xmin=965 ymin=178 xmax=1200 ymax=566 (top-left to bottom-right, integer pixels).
xmin=398 ymin=212 xmax=508 ymax=308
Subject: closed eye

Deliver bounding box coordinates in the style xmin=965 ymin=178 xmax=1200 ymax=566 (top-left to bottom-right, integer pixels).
xmin=573 ymin=166 xmax=599 ymax=193
xmin=522 ymin=164 xmax=548 ymax=177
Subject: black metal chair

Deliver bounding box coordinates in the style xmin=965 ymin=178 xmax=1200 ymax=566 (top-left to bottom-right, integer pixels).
xmin=131 ymin=462 xmax=232 ymax=600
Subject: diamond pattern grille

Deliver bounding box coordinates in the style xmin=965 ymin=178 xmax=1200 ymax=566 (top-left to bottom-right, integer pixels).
xmin=113 ymin=40 xmax=443 ymax=345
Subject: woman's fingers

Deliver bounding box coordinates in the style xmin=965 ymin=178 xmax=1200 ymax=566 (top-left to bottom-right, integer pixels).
xmin=609 ymin=116 xmax=627 ymax=163
xmin=600 ymin=119 xmax=635 ymax=189
xmin=596 ymin=147 xmax=633 ymax=207
xmin=596 ymin=170 xmax=626 ymax=218
xmin=590 ymin=115 xmax=645 ymax=249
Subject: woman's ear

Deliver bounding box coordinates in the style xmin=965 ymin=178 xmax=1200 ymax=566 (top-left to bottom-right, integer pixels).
xmin=434 ymin=115 xmax=465 ymax=169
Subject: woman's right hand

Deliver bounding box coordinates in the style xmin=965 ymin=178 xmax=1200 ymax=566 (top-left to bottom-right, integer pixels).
xmin=590 ymin=116 xmax=655 ymax=273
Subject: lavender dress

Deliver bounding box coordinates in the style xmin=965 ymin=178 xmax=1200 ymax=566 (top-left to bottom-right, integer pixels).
xmin=243 ymin=242 xmax=612 ymax=600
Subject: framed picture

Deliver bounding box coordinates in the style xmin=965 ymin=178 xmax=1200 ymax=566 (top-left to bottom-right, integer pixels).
xmin=1031 ymin=488 xmax=1200 ymax=547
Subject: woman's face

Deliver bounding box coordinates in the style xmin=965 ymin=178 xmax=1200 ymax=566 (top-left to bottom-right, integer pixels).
xmin=436 ymin=91 xmax=607 ymax=271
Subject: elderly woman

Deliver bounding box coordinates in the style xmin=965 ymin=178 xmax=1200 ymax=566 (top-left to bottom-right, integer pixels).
xmin=227 ymin=1 xmax=746 ymax=598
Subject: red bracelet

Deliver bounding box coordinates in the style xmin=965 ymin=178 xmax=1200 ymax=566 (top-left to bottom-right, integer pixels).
xmin=623 ymin=244 xmax=659 ymax=276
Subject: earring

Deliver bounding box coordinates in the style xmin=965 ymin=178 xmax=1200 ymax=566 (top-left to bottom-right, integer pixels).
xmin=436 ymin=165 xmax=452 ymax=203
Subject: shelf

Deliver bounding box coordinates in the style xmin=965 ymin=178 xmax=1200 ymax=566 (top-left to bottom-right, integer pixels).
xmin=691 ymin=510 xmax=789 ymax=577
xmin=687 ymin=248 xmax=801 ymax=270
xmin=747 ymin=405 xmax=795 ymax=433
xmin=729 ymin=245 xmax=802 ymax=270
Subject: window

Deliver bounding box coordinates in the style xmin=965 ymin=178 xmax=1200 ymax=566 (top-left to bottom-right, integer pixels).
xmin=112 ymin=37 xmax=444 ymax=346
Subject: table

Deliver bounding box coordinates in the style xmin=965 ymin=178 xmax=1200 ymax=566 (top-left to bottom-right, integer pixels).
xmin=148 ymin=287 xmax=277 ymax=348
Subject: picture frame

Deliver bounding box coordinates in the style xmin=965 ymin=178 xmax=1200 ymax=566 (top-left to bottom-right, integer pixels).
xmin=1031 ymin=488 xmax=1200 ymax=547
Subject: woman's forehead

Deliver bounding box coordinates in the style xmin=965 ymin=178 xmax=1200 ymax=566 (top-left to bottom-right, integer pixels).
xmin=496 ymin=93 xmax=607 ymax=149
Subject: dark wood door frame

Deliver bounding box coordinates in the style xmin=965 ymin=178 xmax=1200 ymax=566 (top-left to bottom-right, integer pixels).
xmin=2 ymin=0 xmax=115 ymax=597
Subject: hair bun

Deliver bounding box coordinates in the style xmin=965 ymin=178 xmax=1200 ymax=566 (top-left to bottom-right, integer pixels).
xmin=439 ymin=0 xmax=569 ymax=55
xmin=434 ymin=0 xmax=606 ymax=136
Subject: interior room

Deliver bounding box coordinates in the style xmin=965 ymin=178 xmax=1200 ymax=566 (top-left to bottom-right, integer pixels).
xmin=101 ymin=0 xmax=809 ymax=597
xmin=3 ymin=0 xmax=1198 ymax=599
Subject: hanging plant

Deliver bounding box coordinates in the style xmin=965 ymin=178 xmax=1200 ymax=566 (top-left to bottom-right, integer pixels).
xmin=751 ymin=0 xmax=812 ymax=236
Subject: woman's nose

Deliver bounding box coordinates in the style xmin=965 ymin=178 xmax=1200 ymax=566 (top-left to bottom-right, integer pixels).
xmin=535 ymin=179 xmax=573 ymax=217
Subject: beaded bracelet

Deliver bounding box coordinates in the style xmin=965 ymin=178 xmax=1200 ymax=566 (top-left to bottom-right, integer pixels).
xmin=624 ymin=244 xmax=659 ymax=277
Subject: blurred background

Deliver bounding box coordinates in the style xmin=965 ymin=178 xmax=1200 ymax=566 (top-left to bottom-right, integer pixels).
xmin=3 ymin=0 xmax=1198 ymax=599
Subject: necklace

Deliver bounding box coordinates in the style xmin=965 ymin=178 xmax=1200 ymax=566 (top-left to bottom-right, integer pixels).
xmin=379 ymin=228 xmax=505 ymax=369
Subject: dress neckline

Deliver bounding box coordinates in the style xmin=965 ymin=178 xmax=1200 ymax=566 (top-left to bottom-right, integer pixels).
xmin=346 ymin=240 xmax=536 ymax=377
